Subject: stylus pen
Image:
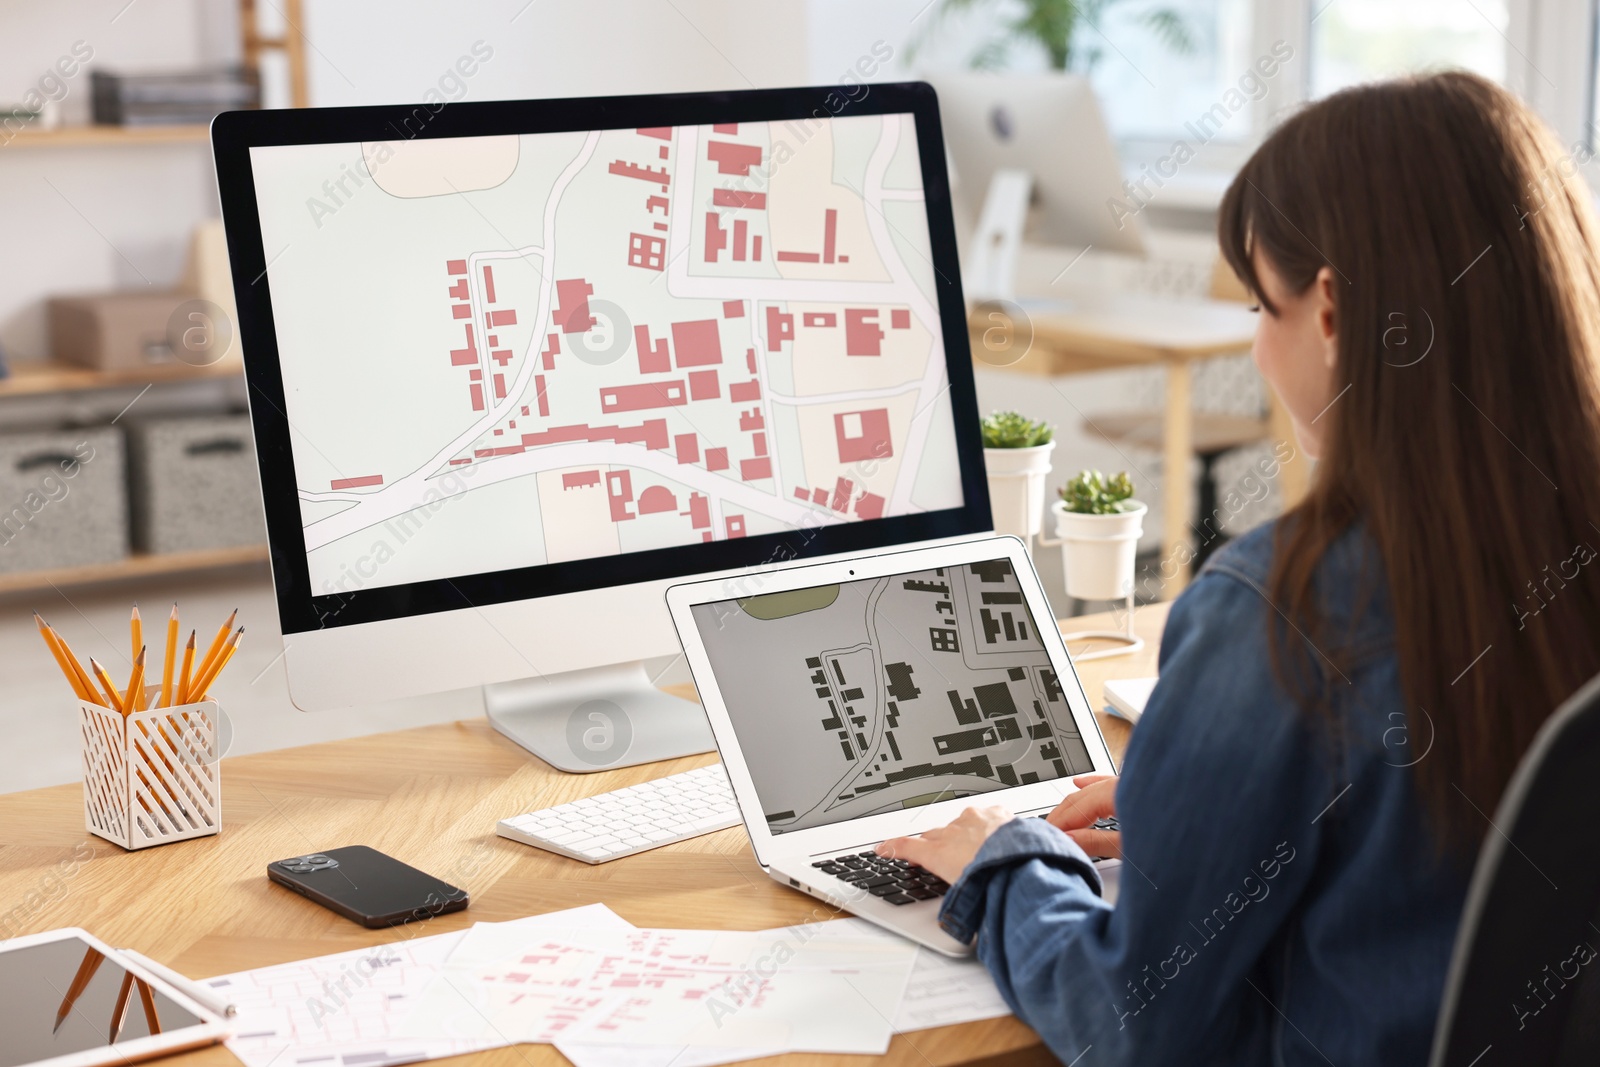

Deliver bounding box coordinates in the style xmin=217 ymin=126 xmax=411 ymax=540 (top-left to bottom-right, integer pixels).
xmin=117 ymin=948 xmax=237 ymax=1018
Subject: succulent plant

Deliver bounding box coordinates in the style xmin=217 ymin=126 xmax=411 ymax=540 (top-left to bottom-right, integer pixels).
xmin=1059 ymin=469 xmax=1136 ymax=514
xmin=980 ymin=411 xmax=1054 ymax=449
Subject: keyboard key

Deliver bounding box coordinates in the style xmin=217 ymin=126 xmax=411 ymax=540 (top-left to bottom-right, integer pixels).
xmin=868 ymin=884 xmax=904 ymax=897
xmin=908 ymin=887 xmax=939 ymax=900
xmin=883 ymin=893 xmax=916 ymax=905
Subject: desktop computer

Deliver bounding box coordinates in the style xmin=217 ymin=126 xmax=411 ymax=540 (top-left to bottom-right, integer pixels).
xmin=928 ymin=71 xmax=1145 ymax=300
xmin=211 ymin=83 xmax=991 ymax=771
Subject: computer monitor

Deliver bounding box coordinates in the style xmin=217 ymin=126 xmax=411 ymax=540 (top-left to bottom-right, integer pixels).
xmin=211 ymin=82 xmax=991 ymax=771
xmin=929 ymin=72 xmax=1145 ymax=299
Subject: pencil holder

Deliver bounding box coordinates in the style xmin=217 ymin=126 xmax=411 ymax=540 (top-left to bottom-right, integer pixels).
xmin=79 ymin=688 xmax=221 ymax=850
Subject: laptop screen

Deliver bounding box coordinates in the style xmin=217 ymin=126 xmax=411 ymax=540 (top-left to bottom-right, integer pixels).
xmin=690 ymin=559 xmax=1097 ymax=835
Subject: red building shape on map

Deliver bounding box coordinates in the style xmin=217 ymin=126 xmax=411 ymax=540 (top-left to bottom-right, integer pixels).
xmin=729 ymin=380 xmax=761 ymax=403
xmin=675 ymin=433 xmax=699 ymax=464
xmin=638 ymin=485 xmax=678 ymax=515
xmin=705 ymin=447 xmax=729 ymax=471
xmin=765 ymin=306 xmax=794 ymax=351
xmin=629 ymin=233 xmax=666 ymax=271
xmin=553 ymin=279 xmax=596 ymax=333
xmin=707 ymin=141 xmax=762 ymax=175
xmin=562 ymin=471 xmax=601 ymax=490
xmin=638 ymin=127 xmax=672 ymax=140
xmin=331 ymin=474 xmax=383 ymax=490
xmin=450 ymin=324 xmax=477 ymax=366
xmin=835 ymin=408 xmax=893 ymax=463
xmin=671 ymin=319 xmax=722 ymax=366
xmin=607 ymin=470 xmax=636 ymax=521
xmin=634 ymin=325 xmax=671 ymax=374
xmin=713 ymin=188 xmax=766 ymax=210
xmin=447 ymin=260 xmax=468 ymax=275
xmin=687 ymin=369 xmax=720 ymax=400
xmin=741 ymin=457 xmax=772 ymax=481
xmin=608 ymin=160 xmax=670 ymax=189
xmin=776 ymin=208 xmax=842 ymax=264
xmin=845 ymin=308 xmax=883 ymax=356
xmin=725 ymin=514 xmax=746 ymax=538
xmin=686 ymin=492 xmax=711 ymax=529
xmin=600 ymin=380 xmax=687 ymax=413
xmin=856 ymin=492 xmax=886 ymax=520
xmin=803 ymin=312 xmax=836 ymax=328
xmin=891 ymin=308 xmax=911 ymax=329
xmin=704 ymin=212 xmax=728 ymax=263
xmin=722 ymin=300 xmax=744 ymax=318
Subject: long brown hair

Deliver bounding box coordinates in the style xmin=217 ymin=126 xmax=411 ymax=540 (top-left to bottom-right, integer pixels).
xmin=1219 ymin=71 xmax=1600 ymax=853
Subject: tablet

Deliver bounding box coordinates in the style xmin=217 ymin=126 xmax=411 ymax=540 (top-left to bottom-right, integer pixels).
xmin=0 ymin=928 xmax=230 ymax=1067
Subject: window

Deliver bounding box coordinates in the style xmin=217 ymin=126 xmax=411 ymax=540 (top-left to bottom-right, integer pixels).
xmin=1087 ymin=0 xmax=1255 ymax=141
xmin=1310 ymin=0 xmax=1509 ymax=98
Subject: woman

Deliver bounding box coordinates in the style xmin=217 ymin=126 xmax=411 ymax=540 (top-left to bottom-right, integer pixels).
xmin=881 ymin=71 xmax=1600 ymax=1065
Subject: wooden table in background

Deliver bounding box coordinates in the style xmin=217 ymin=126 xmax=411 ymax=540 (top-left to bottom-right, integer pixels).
xmin=0 ymin=604 xmax=1169 ymax=1067
xmin=971 ymin=296 xmax=1311 ymax=594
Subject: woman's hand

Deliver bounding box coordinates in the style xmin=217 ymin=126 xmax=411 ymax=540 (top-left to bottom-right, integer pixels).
xmin=1046 ymin=774 xmax=1121 ymax=858
xmin=877 ymin=806 xmax=1015 ymax=884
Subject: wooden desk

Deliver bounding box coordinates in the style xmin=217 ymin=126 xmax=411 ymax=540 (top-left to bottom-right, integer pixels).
xmin=0 ymin=604 xmax=1168 ymax=1067
xmin=971 ymin=295 xmax=1311 ymax=592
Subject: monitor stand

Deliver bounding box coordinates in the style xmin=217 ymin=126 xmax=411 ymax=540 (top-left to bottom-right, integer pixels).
xmin=484 ymin=661 xmax=715 ymax=773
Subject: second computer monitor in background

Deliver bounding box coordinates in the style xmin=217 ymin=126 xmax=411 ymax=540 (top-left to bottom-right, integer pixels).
xmin=932 ymin=71 xmax=1145 ymax=259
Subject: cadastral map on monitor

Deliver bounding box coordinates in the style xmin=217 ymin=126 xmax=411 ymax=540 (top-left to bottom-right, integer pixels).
xmin=249 ymin=113 xmax=962 ymax=594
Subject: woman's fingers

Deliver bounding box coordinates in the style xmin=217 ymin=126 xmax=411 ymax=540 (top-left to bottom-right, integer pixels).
xmin=1066 ymin=827 xmax=1122 ymax=859
xmin=1046 ymin=777 xmax=1117 ymax=830
xmin=877 ymin=834 xmax=930 ymax=865
xmin=1071 ymin=774 xmax=1115 ymax=787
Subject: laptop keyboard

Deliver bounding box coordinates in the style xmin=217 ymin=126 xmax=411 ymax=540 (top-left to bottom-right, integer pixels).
xmin=812 ymin=852 xmax=950 ymax=906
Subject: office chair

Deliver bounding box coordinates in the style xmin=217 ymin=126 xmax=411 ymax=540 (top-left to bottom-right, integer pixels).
xmin=1429 ymin=670 xmax=1600 ymax=1066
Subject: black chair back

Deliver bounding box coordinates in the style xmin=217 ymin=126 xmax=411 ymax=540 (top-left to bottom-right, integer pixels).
xmin=1430 ymin=671 xmax=1600 ymax=1066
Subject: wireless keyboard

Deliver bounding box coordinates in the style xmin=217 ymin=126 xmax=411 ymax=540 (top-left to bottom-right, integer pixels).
xmin=495 ymin=763 xmax=742 ymax=864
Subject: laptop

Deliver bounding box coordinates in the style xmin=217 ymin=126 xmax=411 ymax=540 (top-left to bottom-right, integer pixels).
xmin=666 ymin=535 xmax=1120 ymax=956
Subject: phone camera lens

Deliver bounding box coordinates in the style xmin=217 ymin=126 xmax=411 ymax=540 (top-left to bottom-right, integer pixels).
xmin=287 ymin=863 xmax=314 ymax=873
xmin=305 ymin=854 xmax=329 ymax=863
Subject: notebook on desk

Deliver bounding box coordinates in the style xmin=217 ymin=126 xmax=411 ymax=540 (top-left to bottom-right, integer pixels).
xmin=666 ymin=534 xmax=1121 ymax=957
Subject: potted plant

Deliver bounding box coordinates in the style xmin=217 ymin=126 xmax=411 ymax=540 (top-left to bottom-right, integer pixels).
xmin=910 ymin=0 xmax=1194 ymax=73
xmin=981 ymin=411 xmax=1055 ymax=543
xmin=1047 ymin=469 xmax=1146 ymax=602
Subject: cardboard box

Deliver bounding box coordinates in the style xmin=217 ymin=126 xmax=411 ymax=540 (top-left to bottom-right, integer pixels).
xmin=49 ymin=291 xmax=190 ymax=370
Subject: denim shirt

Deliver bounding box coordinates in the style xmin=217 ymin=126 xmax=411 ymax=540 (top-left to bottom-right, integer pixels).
xmin=940 ymin=520 xmax=1470 ymax=1066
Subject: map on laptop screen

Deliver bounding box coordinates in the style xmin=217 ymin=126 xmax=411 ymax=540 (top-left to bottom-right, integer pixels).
xmin=248 ymin=113 xmax=962 ymax=595
xmin=691 ymin=560 xmax=1097 ymax=834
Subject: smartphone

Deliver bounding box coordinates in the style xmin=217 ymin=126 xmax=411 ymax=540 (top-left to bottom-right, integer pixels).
xmin=266 ymin=845 xmax=469 ymax=928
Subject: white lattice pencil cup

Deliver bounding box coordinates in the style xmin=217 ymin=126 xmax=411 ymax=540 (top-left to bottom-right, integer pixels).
xmin=79 ymin=689 xmax=221 ymax=850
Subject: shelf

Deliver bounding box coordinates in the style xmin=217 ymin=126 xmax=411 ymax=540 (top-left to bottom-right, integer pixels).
xmin=0 ymin=544 xmax=269 ymax=598
xmin=4 ymin=124 xmax=211 ymax=148
xmin=0 ymin=360 xmax=242 ymax=399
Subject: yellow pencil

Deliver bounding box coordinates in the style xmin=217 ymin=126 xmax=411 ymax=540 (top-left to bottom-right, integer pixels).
xmin=89 ymin=658 xmax=124 ymax=713
xmin=54 ymin=626 xmax=97 ymax=701
xmin=177 ymin=631 xmax=197 ymax=705
xmin=36 ymin=613 xmax=94 ymax=701
xmin=190 ymin=628 xmax=241 ymax=701
xmin=123 ymin=647 xmax=147 ymax=715
xmin=194 ymin=608 xmax=237 ymax=688
xmin=130 ymin=604 xmax=142 ymax=668
xmin=160 ymin=604 xmax=179 ymax=708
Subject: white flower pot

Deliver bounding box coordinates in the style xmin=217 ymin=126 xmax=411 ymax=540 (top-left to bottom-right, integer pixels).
xmin=984 ymin=442 xmax=1055 ymax=542
xmin=1050 ymin=499 xmax=1147 ymax=601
